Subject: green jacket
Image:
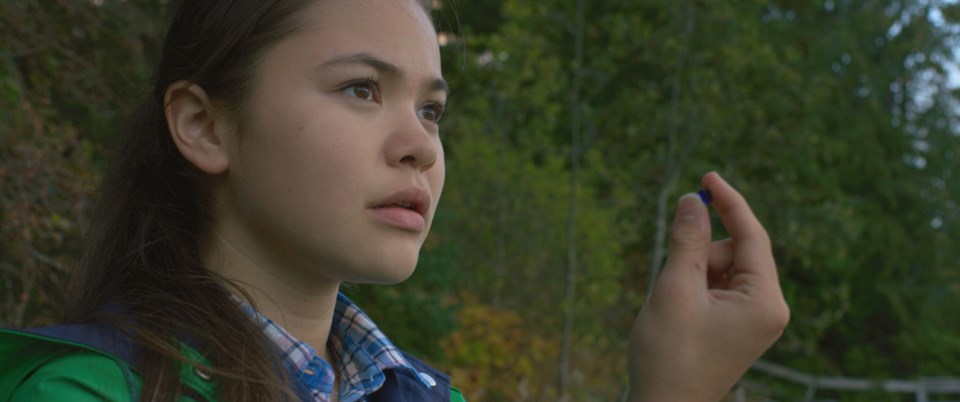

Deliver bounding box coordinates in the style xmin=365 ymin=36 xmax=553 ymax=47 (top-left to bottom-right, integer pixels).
xmin=0 ymin=328 xmax=466 ymax=402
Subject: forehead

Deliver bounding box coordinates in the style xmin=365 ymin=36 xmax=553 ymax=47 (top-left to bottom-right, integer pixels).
xmin=288 ymin=0 xmax=442 ymax=75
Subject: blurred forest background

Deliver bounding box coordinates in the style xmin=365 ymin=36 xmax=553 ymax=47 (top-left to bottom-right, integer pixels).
xmin=2 ymin=0 xmax=960 ymax=401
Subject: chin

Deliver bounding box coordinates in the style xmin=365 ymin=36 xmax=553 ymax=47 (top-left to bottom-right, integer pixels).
xmin=354 ymin=268 xmax=416 ymax=285
xmin=376 ymin=269 xmax=417 ymax=285
xmin=350 ymin=257 xmax=420 ymax=285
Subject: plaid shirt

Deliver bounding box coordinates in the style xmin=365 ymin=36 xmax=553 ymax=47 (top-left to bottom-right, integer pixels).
xmin=236 ymin=293 xmax=432 ymax=402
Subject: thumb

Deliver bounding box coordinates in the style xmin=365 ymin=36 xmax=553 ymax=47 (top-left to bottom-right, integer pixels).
xmin=657 ymin=193 xmax=711 ymax=293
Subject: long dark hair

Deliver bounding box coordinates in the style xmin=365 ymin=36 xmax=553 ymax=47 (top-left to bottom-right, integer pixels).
xmin=63 ymin=1 xmax=431 ymax=401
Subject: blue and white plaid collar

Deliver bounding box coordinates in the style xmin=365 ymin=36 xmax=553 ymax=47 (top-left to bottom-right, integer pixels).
xmin=236 ymin=292 xmax=428 ymax=402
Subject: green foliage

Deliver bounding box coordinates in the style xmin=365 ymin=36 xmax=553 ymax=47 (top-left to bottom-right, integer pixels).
xmin=4 ymin=0 xmax=960 ymax=401
xmin=0 ymin=0 xmax=166 ymax=326
xmin=439 ymin=297 xmax=559 ymax=401
xmin=436 ymin=0 xmax=960 ymax=399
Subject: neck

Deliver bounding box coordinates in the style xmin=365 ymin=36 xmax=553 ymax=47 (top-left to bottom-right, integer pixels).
xmin=202 ymin=229 xmax=341 ymax=362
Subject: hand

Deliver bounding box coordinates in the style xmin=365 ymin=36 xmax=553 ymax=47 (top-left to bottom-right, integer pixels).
xmin=627 ymin=172 xmax=789 ymax=402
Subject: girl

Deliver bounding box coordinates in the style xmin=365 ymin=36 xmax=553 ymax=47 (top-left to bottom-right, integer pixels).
xmin=0 ymin=0 xmax=789 ymax=401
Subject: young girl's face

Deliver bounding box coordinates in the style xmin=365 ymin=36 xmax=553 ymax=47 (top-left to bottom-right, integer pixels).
xmin=214 ymin=0 xmax=446 ymax=285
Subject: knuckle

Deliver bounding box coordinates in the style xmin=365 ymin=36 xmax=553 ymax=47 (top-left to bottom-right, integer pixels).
xmin=757 ymin=227 xmax=773 ymax=248
xmin=761 ymin=299 xmax=791 ymax=335
xmin=778 ymin=301 xmax=791 ymax=327
xmin=670 ymin=226 xmax=705 ymax=248
xmin=742 ymin=224 xmax=771 ymax=246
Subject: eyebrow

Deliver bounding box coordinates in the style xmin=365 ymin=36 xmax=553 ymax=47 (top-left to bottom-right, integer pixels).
xmin=319 ymin=52 xmax=449 ymax=96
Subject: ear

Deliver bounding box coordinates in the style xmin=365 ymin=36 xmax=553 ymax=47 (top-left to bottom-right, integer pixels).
xmin=164 ymin=81 xmax=231 ymax=174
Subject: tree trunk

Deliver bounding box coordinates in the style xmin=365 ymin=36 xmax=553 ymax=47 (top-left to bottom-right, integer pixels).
xmin=491 ymin=84 xmax=508 ymax=308
xmin=559 ymin=0 xmax=585 ymax=399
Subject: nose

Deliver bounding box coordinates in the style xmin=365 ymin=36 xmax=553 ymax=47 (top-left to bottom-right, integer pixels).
xmin=384 ymin=110 xmax=440 ymax=171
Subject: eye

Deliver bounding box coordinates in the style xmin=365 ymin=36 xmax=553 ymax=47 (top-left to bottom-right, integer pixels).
xmin=418 ymin=103 xmax=445 ymax=123
xmin=342 ymin=80 xmax=380 ymax=102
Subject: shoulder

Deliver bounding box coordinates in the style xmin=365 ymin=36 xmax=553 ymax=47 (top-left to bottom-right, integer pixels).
xmin=8 ymin=351 xmax=134 ymax=402
xmin=0 ymin=328 xmax=135 ymax=402
xmin=2 ymin=326 xmax=218 ymax=402
xmin=450 ymin=387 xmax=466 ymax=402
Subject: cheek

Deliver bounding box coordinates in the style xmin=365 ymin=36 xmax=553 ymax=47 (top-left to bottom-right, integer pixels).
xmin=235 ymin=114 xmax=349 ymax=209
xmin=281 ymin=133 xmax=366 ymax=203
xmin=434 ymin=157 xmax=446 ymax=193
xmin=429 ymin=155 xmax=446 ymax=214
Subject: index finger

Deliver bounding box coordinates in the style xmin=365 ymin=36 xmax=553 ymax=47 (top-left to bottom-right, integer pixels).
xmin=701 ymin=172 xmax=774 ymax=276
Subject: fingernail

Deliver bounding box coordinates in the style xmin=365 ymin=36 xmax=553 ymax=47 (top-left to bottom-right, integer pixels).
xmin=697 ymin=189 xmax=712 ymax=205
xmin=677 ymin=193 xmax=703 ymax=221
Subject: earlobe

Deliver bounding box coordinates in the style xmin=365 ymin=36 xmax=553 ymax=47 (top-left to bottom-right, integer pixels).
xmin=164 ymin=81 xmax=230 ymax=174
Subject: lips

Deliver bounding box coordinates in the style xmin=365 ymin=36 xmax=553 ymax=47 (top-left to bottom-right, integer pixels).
xmin=368 ymin=187 xmax=431 ymax=231
xmin=371 ymin=187 xmax=430 ymax=216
